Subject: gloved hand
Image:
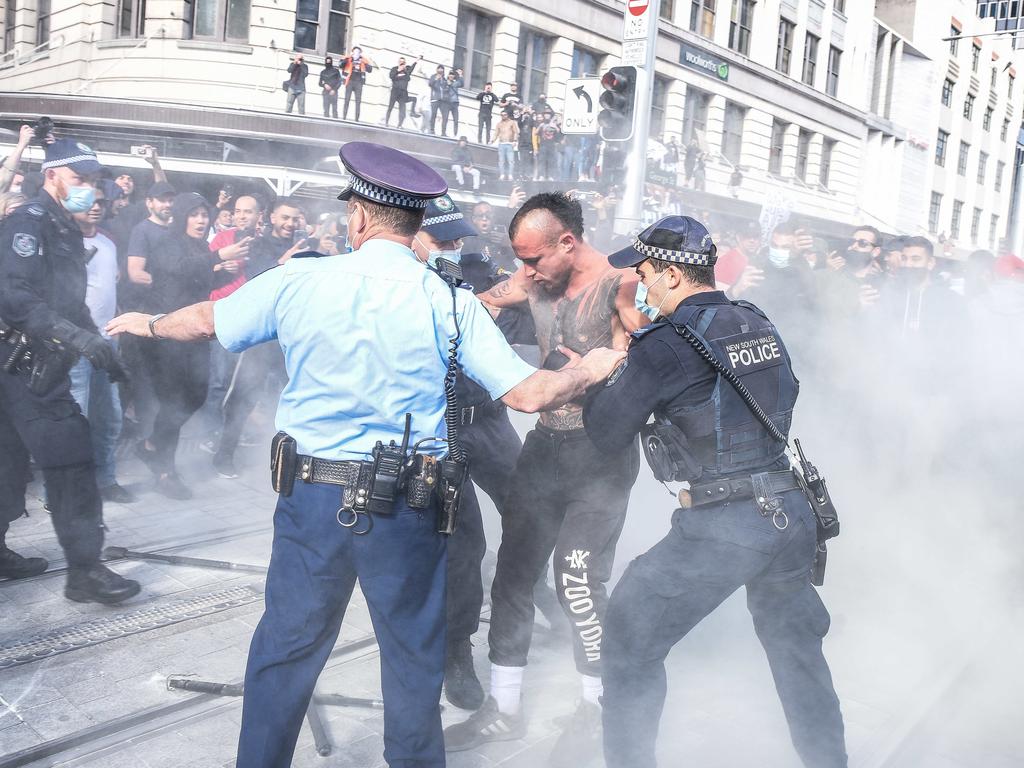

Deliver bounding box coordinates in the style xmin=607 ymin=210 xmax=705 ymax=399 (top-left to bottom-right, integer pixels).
xmin=49 ymin=319 xmax=127 ymax=382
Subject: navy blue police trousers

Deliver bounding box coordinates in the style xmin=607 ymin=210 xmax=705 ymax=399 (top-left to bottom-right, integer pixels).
xmin=236 ymin=479 xmax=447 ymax=768
xmin=602 ymin=489 xmax=847 ymax=768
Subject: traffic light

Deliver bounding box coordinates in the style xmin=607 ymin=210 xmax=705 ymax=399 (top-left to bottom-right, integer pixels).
xmin=598 ymin=66 xmax=637 ymax=142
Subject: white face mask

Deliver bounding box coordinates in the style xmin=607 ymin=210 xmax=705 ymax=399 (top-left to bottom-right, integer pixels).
xmin=414 ymin=236 xmax=462 ymax=268
xmin=634 ymin=270 xmax=669 ymax=321
xmin=768 ymin=246 xmax=791 ymax=268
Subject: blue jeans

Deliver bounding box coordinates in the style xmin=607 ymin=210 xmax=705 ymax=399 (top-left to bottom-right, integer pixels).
xmin=602 ymin=490 xmax=847 ymax=768
xmin=69 ymin=356 xmax=123 ymax=489
xmin=498 ymin=142 xmax=515 ymax=178
xmin=236 ymin=480 xmax=447 ymax=768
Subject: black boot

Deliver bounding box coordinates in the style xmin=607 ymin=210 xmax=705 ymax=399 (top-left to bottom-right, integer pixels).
xmin=0 ymin=545 xmax=48 ymax=579
xmin=444 ymin=637 xmax=485 ymax=710
xmin=65 ymin=563 xmax=141 ymax=604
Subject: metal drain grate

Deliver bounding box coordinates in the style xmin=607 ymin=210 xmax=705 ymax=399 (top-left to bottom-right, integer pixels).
xmin=0 ymin=584 xmax=262 ymax=669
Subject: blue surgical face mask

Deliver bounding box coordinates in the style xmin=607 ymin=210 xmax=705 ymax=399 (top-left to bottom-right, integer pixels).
xmin=767 ymin=246 xmax=791 ymax=268
xmin=634 ymin=270 xmax=669 ymax=321
xmin=61 ymin=184 xmax=96 ymax=214
xmin=428 ymin=247 xmax=462 ymax=268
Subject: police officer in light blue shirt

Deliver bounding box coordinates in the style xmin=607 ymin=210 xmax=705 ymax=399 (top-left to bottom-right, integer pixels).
xmin=106 ymin=141 xmax=627 ymax=768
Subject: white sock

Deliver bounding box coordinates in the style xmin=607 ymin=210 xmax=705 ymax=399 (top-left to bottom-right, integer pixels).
xmin=490 ymin=664 xmax=524 ymax=714
xmin=581 ymin=673 xmax=603 ymax=706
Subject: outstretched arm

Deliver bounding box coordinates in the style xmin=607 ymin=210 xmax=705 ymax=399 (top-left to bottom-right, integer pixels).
xmin=479 ymin=267 xmax=529 ymax=311
xmin=106 ymin=302 xmax=216 ymax=342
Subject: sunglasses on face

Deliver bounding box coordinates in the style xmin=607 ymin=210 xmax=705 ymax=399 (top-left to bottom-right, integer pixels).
xmin=850 ymin=238 xmax=876 ymax=249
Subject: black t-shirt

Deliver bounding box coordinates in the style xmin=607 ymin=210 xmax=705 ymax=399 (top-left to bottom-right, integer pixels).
xmin=247 ymin=234 xmax=292 ymax=279
xmin=127 ymin=218 xmax=169 ymax=260
xmin=477 ymin=92 xmax=498 ymax=114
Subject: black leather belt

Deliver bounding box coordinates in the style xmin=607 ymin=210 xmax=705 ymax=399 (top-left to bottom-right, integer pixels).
xmin=294 ymin=455 xmax=368 ymax=487
xmin=690 ymin=470 xmax=800 ymax=508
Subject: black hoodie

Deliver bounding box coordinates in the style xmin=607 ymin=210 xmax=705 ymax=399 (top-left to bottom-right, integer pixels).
xmin=146 ymin=192 xmax=216 ymax=313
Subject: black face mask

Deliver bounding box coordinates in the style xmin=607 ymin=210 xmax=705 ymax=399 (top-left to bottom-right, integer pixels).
xmin=844 ymin=248 xmax=874 ymax=271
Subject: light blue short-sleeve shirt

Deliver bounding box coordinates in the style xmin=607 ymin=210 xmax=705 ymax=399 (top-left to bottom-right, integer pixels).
xmin=213 ymin=239 xmax=536 ymax=460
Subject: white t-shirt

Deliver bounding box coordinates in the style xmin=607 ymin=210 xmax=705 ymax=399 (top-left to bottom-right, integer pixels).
xmin=83 ymin=231 xmax=119 ymax=338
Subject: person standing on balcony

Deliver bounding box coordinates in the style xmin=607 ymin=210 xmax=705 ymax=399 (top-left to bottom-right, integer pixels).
xmin=440 ymin=68 xmax=465 ymax=137
xmin=285 ymin=55 xmax=308 ymax=115
xmin=386 ymin=54 xmax=422 ymax=128
xmin=319 ymin=56 xmax=342 ymax=119
xmin=341 ymin=46 xmax=375 ymax=122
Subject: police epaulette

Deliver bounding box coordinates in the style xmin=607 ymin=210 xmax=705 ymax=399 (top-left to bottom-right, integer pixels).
xmin=629 ymin=321 xmax=668 ymax=342
xmin=292 ymin=249 xmax=325 ymax=259
xmin=24 ymin=203 xmax=45 ymax=218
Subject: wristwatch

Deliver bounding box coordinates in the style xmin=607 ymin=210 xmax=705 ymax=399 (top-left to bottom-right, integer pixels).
xmin=148 ymin=313 xmax=167 ymax=339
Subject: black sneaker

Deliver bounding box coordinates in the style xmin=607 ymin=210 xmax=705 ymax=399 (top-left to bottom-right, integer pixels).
xmin=134 ymin=441 xmax=161 ymax=475
xmin=156 ymin=473 xmax=192 ymax=500
xmin=100 ymin=484 xmax=136 ymax=503
xmin=444 ymin=638 xmax=485 ymax=710
xmin=0 ymin=546 xmax=48 ymax=580
xmin=444 ymin=696 xmax=525 ymax=752
xmin=65 ymin=564 xmax=141 ymax=604
xmin=213 ymin=455 xmax=239 ymax=480
xmin=548 ymin=700 xmax=602 ymax=768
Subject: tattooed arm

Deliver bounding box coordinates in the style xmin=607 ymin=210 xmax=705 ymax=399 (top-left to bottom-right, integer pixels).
xmin=479 ymin=267 xmax=529 ymax=313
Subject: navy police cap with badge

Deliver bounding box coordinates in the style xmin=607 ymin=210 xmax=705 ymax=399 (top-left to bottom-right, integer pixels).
xmin=337 ymin=141 xmax=448 ymax=209
xmin=40 ymin=138 xmax=102 ymax=176
xmin=421 ymin=194 xmax=478 ymax=241
xmin=609 ymin=215 xmax=718 ymax=269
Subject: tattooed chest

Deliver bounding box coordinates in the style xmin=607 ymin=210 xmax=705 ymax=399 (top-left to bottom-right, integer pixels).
xmin=530 ymin=274 xmax=622 ymax=358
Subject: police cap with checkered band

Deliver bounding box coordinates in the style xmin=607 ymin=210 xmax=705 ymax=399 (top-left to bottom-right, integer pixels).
xmin=337 ymin=141 xmax=448 ymax=210
xmin=608 ymin=215 xmax=718 ymax=269
xmin=41 ymin=138 xmax=102 ymax=176
xmin=420 ymin=194 xmax=478 ymax=241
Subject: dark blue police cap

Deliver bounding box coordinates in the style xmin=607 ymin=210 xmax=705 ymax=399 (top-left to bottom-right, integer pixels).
xmin=337 ymin=141 xmax=447 ymax=210
xmin=421 ymin=194 xmax=477 ymax=240
xmin=609 ymin=215 xmax=718 ymax=269
xmin=41 ymin=138 xmax=102 ymax=176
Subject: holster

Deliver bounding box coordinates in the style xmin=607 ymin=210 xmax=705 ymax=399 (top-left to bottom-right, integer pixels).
xmin=640 ymin=419 xmax=703 ymax=484
xmin=437 ymin=457 xmax=467 ymax=535
xmin=0 ymin=319 xmax=77 ymax=395
xmin=270 ymin=432 xmax=297 ymax=496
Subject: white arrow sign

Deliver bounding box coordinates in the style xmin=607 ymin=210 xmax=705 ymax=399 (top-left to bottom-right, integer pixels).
xmin=562 ymin=78 xmax=602 ymax=135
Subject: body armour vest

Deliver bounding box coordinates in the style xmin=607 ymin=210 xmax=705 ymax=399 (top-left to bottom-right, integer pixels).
xmin=640 ymin=299 xmax=799 ymax=482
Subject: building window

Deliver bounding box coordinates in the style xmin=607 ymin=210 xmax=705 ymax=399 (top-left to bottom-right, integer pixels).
xmin=978 ymin=151 xmax=988 ymax=184
xmin=4 ymin=2 xmax=14 ymax=52
xmin=455 ymin=7 xmax=495 ymax=90
xmin=802 ymin=33 xmax=819 ymax=86
xmin=819 ymin=138 xmax=835 ymax=187
xmin=929 ymin=192 xmax=942 ymax=233
xmin=769 ymin=119 xmax=788 ymax=175
xmin=794 ymin=129 xmax=812 ymax=181
xmin=681 ymin=87 xmax=711 ymax=145
xmin=991 ymin=66 xmax=998 ymax=91
xmin=941 ymin=78 xmax=954 ymax=106
xmin=951 ymin=200 xmax=963 ymax=238
xmin=949 ymin=25 xmax=959 ymax=56
xmin=728 ymin=0 xmax=755 ymax=56
xmin=963 ymin=92 xmax=975 ymax=119
xmin=958 ymin=141 xmax=970 ymax=175
xmin=293 ymin=0 xmax=347 ymax=54
xmin=990 ymin=214 xmax=1000 ymax=248
xmin=1002 ymin=119 xmax=1011 ymax=141
xmin=996 ymin=160 xmax=1006 ymax=191
xmin=826 ymin=46 xmax=841 ymax=97
xmin=984 ymin=106 xmax=993 ymax=130
xmin=36 ymin=0 xmax=51 ymax=46
xmin=661 ymin=0 xmax=675 ymax=21
xmin=117 ymin=0 xmax=147 ymax=38
xmin=571 ymin=45 xmax=599 ymax=78
xmin=776 ymin=18 xmax=795 ymax=75
xmin=971 ymin=207 xmax=982 ymax=242
xmin=651 ymin=76 xmax=670 ymax=138
xmin=689 ymin=0 xmax=716 ymax=38
xmin=834 ymin=0 xmax=845 ymax=13
xmin=935 ymin=129 xmax=949 ymax=166
xmin=972 ymin=44 xmax=981 ymax=73
xmin=517 ymin=28 xmax=551 ymax=104
xmin=720 ymin=101 xmax=746 ymax=164
xmin=1009 ymin=73 xmax=1016 ymax=100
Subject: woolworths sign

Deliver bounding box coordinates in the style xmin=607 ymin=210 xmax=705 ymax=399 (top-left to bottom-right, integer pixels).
xmin=679 ymin=42 xmax=730 ymax=82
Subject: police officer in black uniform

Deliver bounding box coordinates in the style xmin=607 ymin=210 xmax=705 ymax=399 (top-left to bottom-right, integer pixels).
xmin=0 ymin=139 xmax=140 ymax=603
xmin=411 ymin=194 xmax=538 ymax=710
xmin=583 ymin=216 xmax=847 ymax=768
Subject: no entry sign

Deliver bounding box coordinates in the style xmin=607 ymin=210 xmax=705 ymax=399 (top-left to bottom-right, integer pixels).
xmin=623 ymin=0 xmax=651 ymax=40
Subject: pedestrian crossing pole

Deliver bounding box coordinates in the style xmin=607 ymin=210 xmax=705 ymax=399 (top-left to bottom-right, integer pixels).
xmin=614 ymin=0 xmax=661 ymax=236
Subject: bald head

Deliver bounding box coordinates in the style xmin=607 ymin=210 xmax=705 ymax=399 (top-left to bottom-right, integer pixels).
xmin=512 ymin=208 xmax=566 ymax=247
xmin=233 ymin=195 xmax=262 ymax=231
xmin=508 ymin=192 xmax=585 ymax=243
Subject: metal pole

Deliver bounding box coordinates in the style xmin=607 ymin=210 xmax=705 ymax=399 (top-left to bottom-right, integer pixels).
xmin=1009 ymin=142 xmax=1024 ymax=256
xmin=615 ymin=0 xmax=662 ymax=236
